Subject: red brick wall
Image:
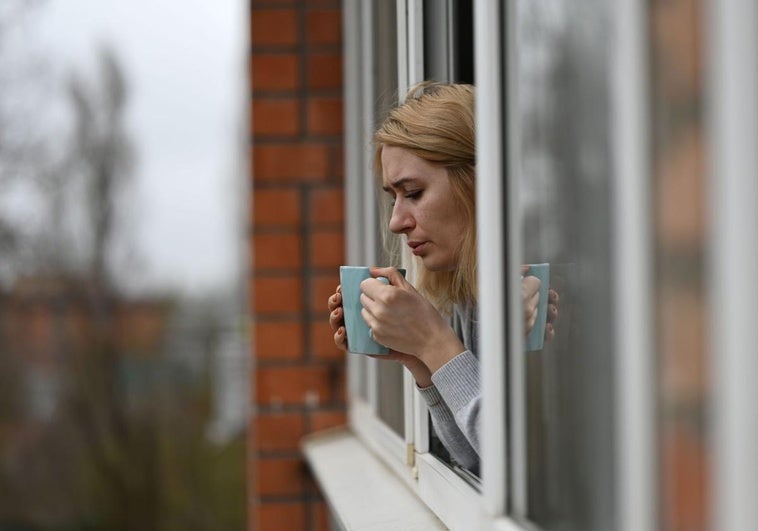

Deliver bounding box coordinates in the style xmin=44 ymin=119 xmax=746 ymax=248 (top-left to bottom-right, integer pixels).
xmin=249 ymin=1 xmax=345 ymax=530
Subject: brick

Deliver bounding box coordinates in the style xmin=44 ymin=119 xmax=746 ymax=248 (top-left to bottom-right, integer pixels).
xmin=334 ymin=144 xmax=344 ymax=180
xmin=309 ymin=273 xmax=340 ymax=313
xmin=252 ymin=9 xmax=298 ymax=47
xmin=307 ymin=97 xmax=343 ymax=136
xmin=253 ymin=233 xmax=302 ymax=270
xmin=307 ymin=9 xmax=342 ymax=46
xmin=259 ymin=502 xmax=306 ymax=530
xmin=309 ymin=187 xmax=343 ymax=225
xmin=252 ymin=54 xmax=299 ymax=91
xmin=331 ymin=362 xmax=347 ymax=404
xmin=253 ymin=276 xmax=302 ymax=314
xmin=256 ymin=365 xmax=331 ymax=406
xmin=307 ymin=53 xmax=342 ymax=90
xmin=255 ymin=412 xmax=306 ymax=451
xmin=309 ymin=230 xmax=344 ymax=268
xmin=310 ymin=321 xmax=343 ymax=361
xmin=309 ymin=410 xmax=346 ymax=432
xmin=253 ymin=143 xmax=330 ymax=182
xmin=253 ymin=188 xmax=301 ymax=228
xmin=255 ymin=457 xmax=309 ymax=496
xmin=253 ymin=99 xmax=300 ymax=137
xmin=312 ymin=500 xmax=331 ymax=531
xmin=254 ymin=320 xmax=304 ymax=360
xmin=258 ymin=502 xmax=306 ymax=531
xmin=306 ymin=0 xmax=341 ymax=7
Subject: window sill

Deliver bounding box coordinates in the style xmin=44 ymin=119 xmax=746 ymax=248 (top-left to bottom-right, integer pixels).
xmin=302 ymin=426 xmax=447 ymax=530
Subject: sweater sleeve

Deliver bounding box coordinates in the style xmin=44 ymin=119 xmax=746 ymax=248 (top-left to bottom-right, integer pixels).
xmin=431 ymin=350 xmax=480 ymax=454
xmin=418 ymin=349 xmax=481 ymax=471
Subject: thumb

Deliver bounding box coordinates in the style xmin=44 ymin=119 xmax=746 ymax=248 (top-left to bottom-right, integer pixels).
xmin=370 ymin=266 xmax=406 ymax=287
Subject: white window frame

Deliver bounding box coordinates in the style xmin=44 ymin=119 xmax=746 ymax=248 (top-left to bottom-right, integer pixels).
xmin=706 ymin=1 xmax=758 ymax=529
xmin=612 ymin=0 xmax=657 ymax=529
xmin=331 ymin=1 xmax=661 ymax=530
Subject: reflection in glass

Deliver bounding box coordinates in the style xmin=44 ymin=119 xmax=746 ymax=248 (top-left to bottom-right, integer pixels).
xmin=649 ymin=0 xmax=709 ymax=529
xmin=514 ymin=0 xmax=614 ymax=528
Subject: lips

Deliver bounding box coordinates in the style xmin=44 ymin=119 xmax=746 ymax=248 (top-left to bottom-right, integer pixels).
xmin=408 ymin=241 xmax=428 ymax=256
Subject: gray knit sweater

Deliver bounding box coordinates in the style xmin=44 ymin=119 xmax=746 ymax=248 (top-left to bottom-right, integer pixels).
xmin=417 ymin=302 xmax=480 ymax=471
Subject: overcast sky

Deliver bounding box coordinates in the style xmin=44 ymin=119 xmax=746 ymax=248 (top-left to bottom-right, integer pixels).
xmin=18 ymin=0 xmax=249 ymax=295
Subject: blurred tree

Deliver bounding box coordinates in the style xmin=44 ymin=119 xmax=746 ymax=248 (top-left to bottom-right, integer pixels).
xmin=0 ymin=42 xmax=245 ymax=531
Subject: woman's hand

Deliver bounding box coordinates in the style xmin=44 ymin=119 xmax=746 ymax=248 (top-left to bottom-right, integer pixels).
xmin=327 ymin=285 xmax=347 ymax=351
xmin=521 ymin=266 xmax=560 ymax=341
xmin=545 ymin=288 xmax=559 ymax=341
xmin=327 ymin=279 xmax=435 ymax=387
xmin=522 ymin=271 xmax=541 ymax=336
xmin=359 ymin=267 xmax=465 ymax=374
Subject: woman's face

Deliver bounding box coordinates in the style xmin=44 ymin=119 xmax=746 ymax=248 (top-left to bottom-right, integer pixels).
xmin=381 ymin=145 xmax=467 ymax=271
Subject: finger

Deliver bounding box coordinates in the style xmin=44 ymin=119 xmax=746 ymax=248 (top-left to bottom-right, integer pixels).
xmin=524 ymin=290 xmax=539 ymax=316
xmin=334 ymin=327 xmax=347 ymax=350
xmin=520 ymin=265 xmax=530 ymax=276
xmin=358 ymin=291 xmax=380 ymax=318
xmin=360 ymin=275 xmax=400 ymax=301
xmin=329 ymin=307 xmax=344 ymax=330
xmin=360 ymin=306 xmax=377 ymax=333
xmin=546 ymin=303 xmax=559 ymax=323
xmin=370 ymin=266 xmax=406 ymax=287
xmin=522 ymin=275 xmax=541 ymax=298
xmin=544 ymin=323 xmax=555 ymax=342
xmin=548 ymin=288 xmax=559 ymax=303
xmin=327 ymin=291 xmax=342 ymax=312
xmin=525 ymin=310 xmax=538 ymax=335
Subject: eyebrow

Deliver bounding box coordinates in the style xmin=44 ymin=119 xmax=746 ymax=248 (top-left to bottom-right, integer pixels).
xmin=382 ymin=177 xmax=419 ymax=192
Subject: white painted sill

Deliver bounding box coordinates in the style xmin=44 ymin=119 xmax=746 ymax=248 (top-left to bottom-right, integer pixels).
xmin=302 ymin=426 xmax=447 ymax=530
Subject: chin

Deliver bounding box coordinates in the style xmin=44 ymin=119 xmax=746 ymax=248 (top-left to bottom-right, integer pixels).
xmin=420 ymin=257 xmax=457 ymax=272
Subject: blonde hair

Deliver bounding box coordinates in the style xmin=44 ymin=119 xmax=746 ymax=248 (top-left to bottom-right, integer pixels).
xmin=373 ymin=81 xmax=476 ymax=313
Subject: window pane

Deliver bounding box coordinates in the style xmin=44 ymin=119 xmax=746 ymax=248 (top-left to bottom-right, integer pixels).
xmin=514 ymin=1 xmax=615 ymax=527
xmin=372 ymin=0 xmax=405 ymax=436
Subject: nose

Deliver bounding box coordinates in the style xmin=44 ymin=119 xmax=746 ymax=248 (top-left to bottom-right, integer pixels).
xmin=388 ymin=200 xmax=413 ymax=234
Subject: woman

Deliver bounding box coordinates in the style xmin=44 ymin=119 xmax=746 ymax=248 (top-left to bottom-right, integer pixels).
xmin=327 ymin=82 xmax=558 ymax=472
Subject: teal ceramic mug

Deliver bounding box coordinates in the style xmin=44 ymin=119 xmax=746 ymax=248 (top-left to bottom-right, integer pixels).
xmin=339 ymin=266 xmax=406 ymax=355
xmin=523 ymin=262 xmax=550 ymax=352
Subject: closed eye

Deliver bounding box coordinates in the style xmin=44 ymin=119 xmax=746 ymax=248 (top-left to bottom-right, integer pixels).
xmin=405 ymin=190 xmax=422 ymax=200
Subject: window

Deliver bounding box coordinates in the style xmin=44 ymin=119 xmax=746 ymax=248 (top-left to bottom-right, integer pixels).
xmin=313 ymin=1 xmax=756 ymax=530
xmin=345 ymin=0 xmax=476 ymax=473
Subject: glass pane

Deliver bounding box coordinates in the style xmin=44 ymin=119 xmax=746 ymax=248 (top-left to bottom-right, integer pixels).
xmin=0 ymin=2 xmax=247 ymax=528
xmin=514 ymin=0 xmax=615 ymax=528
xmin=372 ymin=0 xmax=405 ymax=436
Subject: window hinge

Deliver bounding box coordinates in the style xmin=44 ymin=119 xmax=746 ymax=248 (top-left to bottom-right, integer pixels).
xmin=406 ymin=443 xmax=415 ymax=467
